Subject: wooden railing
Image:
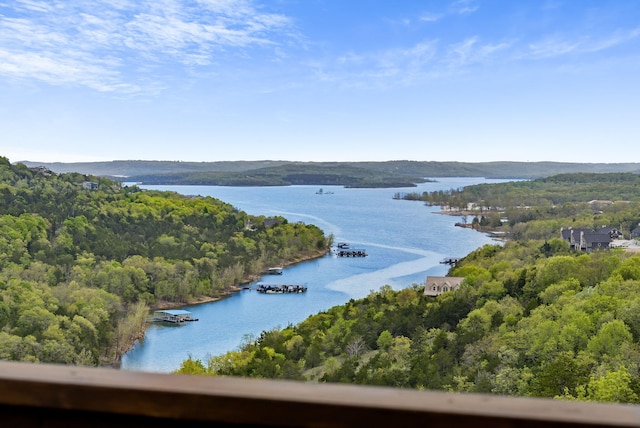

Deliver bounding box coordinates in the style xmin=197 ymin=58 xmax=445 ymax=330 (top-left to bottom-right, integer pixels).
xmin=1 ymin=360 xmax=639 ymax=427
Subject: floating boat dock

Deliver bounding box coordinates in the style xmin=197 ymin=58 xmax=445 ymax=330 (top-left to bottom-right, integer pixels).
xmin=153 ymin=309 xmax=198 ymax=323
xmin=316 ymin=188 xmax=334 ymax=195
xmin=256 ymin=284 xmax=307 ymax=294
xmin=265 ymin=267 xmax=283 ymax=275
xmin=336 ymin=248 xmax=367 ymax=257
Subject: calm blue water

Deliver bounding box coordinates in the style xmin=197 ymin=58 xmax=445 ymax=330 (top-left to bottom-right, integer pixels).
xmin=121 ymin=177 xmax=507 ymax=373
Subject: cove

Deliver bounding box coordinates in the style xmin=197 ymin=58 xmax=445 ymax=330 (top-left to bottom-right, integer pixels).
xmin=121 ymin=177 xmax=508 ymax=373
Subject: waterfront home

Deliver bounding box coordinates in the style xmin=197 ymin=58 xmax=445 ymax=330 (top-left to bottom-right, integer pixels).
xmin=560 ymin=227 xmax=614 ymax=251
xmin=424 ymin=276 xmax=465 ymax=297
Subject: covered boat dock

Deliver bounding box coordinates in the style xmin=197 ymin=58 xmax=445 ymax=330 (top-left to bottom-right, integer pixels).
xmin=336 ymin=248 xmax=367 ymax=257
xmin=256 ymin=284 xmax=307 ymax=294
xmin=153 ymin=309 xmax=198 ymax=323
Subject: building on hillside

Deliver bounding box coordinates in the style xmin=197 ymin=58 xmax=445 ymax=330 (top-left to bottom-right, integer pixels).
xmin=82 ymin=181 xmax=99 ymax=190
xmin=581 ymin=231 xmax=612 ymax=250
xmin=631 ymin=225 xmax=640 ymax=239
xmin=560 ymin=226 xmax=615 ymax=251
xmin=561 ymin=228 xmax=591 ymax=250
xmin=597 ymin=226 xmax=623 ymax=239
xmin=424 ymin=276 xmax=465 ymax=297
xmin=28 ymin=166 xmax=52 ymax=176
xmin=263 ymin=218 xmax=282 ymax=228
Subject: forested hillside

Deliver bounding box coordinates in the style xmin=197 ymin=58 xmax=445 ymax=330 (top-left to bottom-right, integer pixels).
xmin=19 ymin=159 xmax=640 ymax=183
xmin=0 ymin=157 xmax=329 ymax=366
xmin=421 ymin=173 xmax=640 ymax=208
xmin=126 ymin=163 xmax=429 ymax=187
xmin=177 ymin=173 xmax=640 ymax=404
xmin=406 ymin=173 xmax=640 ymax=241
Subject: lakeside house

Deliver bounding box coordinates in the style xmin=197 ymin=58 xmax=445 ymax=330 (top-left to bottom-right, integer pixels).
xmin=263 ymin=218 xmax=282 ymax=228
xmin=560 ymin=226 xmax=622 ymax=252
xmin=424 ymin=276 xmax=465 ymax=297
xmin=82 ymin=181 xmax=99 ymax=190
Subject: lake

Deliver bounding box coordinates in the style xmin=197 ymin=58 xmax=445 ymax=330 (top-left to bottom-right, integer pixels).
xmin=121 ymin=177 xmax=508 ymax=373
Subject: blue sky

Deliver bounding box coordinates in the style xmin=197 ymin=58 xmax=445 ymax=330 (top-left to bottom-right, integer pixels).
xmin=1 ymin=0 xmax=639 ymax=163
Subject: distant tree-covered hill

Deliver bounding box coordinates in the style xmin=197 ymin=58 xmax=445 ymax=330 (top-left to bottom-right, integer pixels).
xmin=16 ymin=160 xmax=640 ymax=185
xmin=16 ymin=160 xmax=291 ymax=177
xmin=126 ymin=163 xmax=430 ymax=187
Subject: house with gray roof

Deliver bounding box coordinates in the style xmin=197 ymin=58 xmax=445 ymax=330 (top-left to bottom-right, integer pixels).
xmin=597 ymin=226 xmax=623 ymax=239
xmin=561 ymin=227 xmax=613 ymax=252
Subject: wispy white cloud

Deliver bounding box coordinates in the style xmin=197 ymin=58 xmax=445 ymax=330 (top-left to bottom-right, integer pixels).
xmin=446 ymin=37 xmax=512 ymax=67
xmin=0 ymin=0 xmax=294 ymax=93
xmin=0 ymin=48 xmax=138 ymax=93
xmin=310 ymin=20 xmax=640 ymax=90
xmin=313 ymin=35 xmax=516 ymax=89
xmin=306 ymin=4 xmax=640 ymax=92
xmin=413 ymin=2 xmax=473 ymax=28
xmin=527 ymin=37 xmax=580 ymax=59
xmin=419 ymin=13 xmax=443 ymax=23
xmin=15 ymin=0 xmax=52 ymax=13
xmin=447 ymin=37 xmax=479 ymax=65
xmin=450 ymin=0 xmax=479 ymax=15
xmin=322 ymin=40 xmax=439 ymax=88
xmin=524 ymin=28 xmax=640 ymax=59
xmin=414 ymin=3 xmax=470 ymax=26
xmin=585 ymin=27 xmax=640 ymax=53
xmin=2 ymin=0 xmax=638 ymax=96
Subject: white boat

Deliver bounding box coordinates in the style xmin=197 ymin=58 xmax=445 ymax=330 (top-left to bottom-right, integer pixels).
xmin=266 ymin=267 xmax=283 ymax=275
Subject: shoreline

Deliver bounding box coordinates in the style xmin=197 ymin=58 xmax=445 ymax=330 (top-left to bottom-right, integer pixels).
xmin=435 ymin=208 xmax=509 ymax=241
xmin=114 ymin=247 xmax=332 ymax=368
xmin=152 ymin=247 xmax=332 ymax=310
